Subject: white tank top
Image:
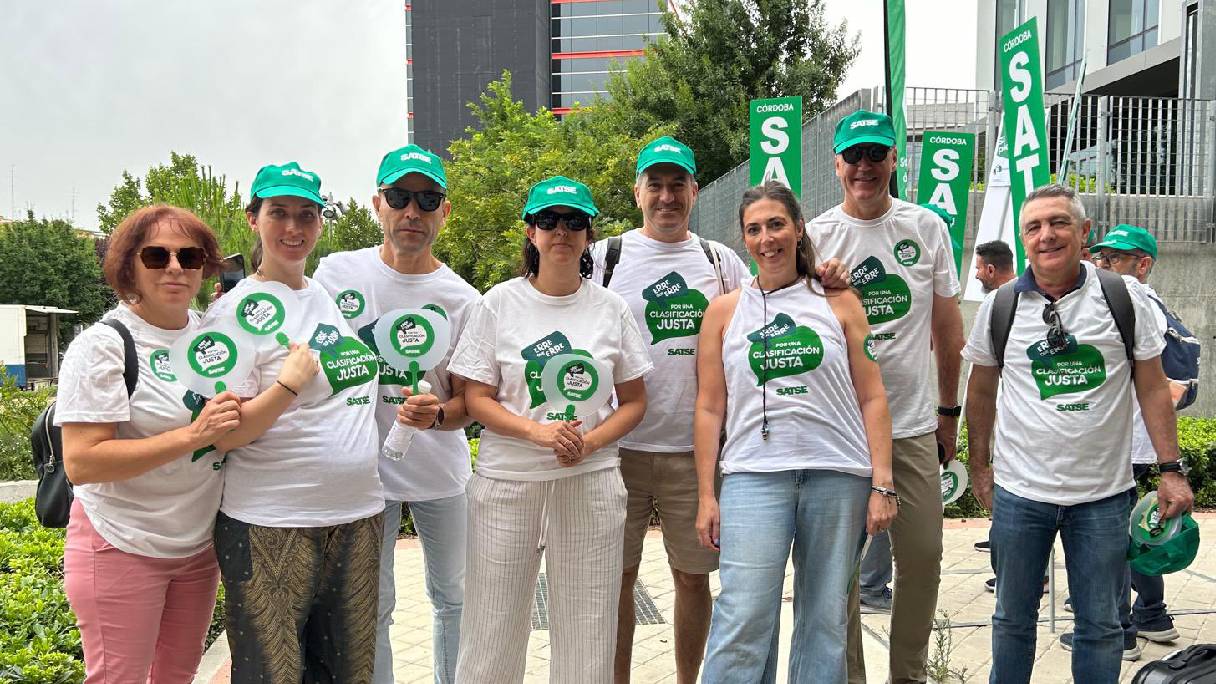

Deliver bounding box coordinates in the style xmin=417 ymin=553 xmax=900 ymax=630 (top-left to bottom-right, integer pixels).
xmin=720 ymin=279 xmax=872 ymax=477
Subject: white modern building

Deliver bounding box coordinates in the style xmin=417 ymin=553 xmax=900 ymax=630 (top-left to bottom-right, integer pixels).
xmin=975 ymin=0 xmax=1215 ymax=98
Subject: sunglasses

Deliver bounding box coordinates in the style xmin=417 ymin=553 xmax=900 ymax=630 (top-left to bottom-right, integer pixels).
xmin=532 ymin=210 xmax=591 ymax=232
xmin=139 ymin=246 xmax=207 ymax=270
xmin=381 ymin=187 xmax=446 ymax=212
xmin=840 ymin=144 xmax=892 ymax=165
xmin=1041 ymin=302 xmax=1068 ymax=350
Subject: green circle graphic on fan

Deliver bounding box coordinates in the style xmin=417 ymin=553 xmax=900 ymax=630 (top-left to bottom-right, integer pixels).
xmin=521 ymin=330 xmax=594 ymax=409
xmin=234 ymin=281 xmax=300 ymax=349
xmin=940 ymin=460 xmax=968 ymax=505
xmin=745 ymin=313 xmax=824 ymax=384
xmin=371 ymin=308 xmax=451 ymax=395
xmin=1026 ymin=334 xmax=1107 ymax=400
xmin=540 ymin=353 xmax=613 ymax=421
xmin=850 ymin=256 xmax=912 ymax=325
xmin=168 ymin=323 xmax=256 ymax=397
xmin=642 ymin=271 xmax=710 ymax=343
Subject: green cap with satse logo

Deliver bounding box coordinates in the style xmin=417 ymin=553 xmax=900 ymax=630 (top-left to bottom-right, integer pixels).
xmin=250 ymin=162 xmax=325 ymax=205
xmin=521 ymin=176 xmax=600 ymax=219
xmin=833 ymin=110 xmax=897 ymax=154
xmin=1088 ymin=224 xmax=1158 ymax=260
xmin=377 ymin=144 xmax=448 ymax=189
xmin=636 ymin=136 xmax=697 ymax=177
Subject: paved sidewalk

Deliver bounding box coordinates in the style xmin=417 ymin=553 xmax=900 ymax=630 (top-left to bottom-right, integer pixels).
xmin=199 ymin=515 xmax=1216 ymax=683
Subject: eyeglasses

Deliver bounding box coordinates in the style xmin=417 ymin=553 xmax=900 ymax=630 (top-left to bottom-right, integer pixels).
xmin=381 ymin=187 xmax=446 ymax=212
xmin=840 ymin=144 xmax=892 ymax=165
xmin=1093 ymin=251 xmax=1138 ymax=266
xmin=139 ymin=246 xmax=207 ymax=270
xmin=1041 ymin=302 xmax=1068 ymax=350
xmin=532 ymin=210 xmax=591 ymax=232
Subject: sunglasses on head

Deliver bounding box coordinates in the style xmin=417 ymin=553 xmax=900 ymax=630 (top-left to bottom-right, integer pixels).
xmin=139 ymin=246 xmax=207 ymax=270
xmin=381 ymin=187 xmax=446 ymax=212
xmin=840 ymin=144 xmax=892 ymax=165
xmin=532 ymin=210 xmax=591 ymax=232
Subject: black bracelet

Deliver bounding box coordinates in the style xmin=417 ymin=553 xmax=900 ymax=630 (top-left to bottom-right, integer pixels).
xmin=276 ymin=380 xmax=299 ymax=397
xmin=937 ymin=405 xmax=962 ymax=417
xmin=1158 ymin=460 xmax=1187 ymax=475
xmin=871 ymin=486 xmax=901 ymax=505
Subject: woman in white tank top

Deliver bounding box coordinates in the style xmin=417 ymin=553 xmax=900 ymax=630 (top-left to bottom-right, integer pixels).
xmin=694 ymin=182 xmax=897 ymax=683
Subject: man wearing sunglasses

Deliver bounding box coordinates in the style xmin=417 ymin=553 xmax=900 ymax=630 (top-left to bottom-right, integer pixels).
xmin=809 ymin=109 xmax=965 ymax=684
xmin=313 ymin=144 xmax=478 ymax=684
xmin=963 ymin=187 xmax=1193 ymax=683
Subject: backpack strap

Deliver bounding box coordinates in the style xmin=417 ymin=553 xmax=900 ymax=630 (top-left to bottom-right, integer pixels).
xmin=1094 ymin=268 xmax=1136 ymax=369
xmin=699 ymin=237 xmax=728 ymax=296
xmin=100 ymin=319 xmax=139 ymax=397
xmin=601 ymin=236 xmax=623 ymax=287
xmin=989 ymin=281 xmax=1019 ymax=369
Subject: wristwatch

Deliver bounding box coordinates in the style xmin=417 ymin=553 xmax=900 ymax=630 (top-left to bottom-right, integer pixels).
xmin=937 ymin=405 xmax=962 ymax=417
xmin=1158 ymin=460 xmax=1189 ymax=476
xmin=430 ymin=405 xmax=446 ymax=430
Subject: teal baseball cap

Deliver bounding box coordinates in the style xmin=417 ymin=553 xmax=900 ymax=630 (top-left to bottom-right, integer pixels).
xmin=250 ymin=162 xmax=324 ymax=205
xmin=834 ymin=110 xmax=896 ymax=154
xmin=636 ymin=136 xmax=697 ymax=177
xmin=1089 ymin=224 xmax=1158 ymax=260
xmin=521 ymin=176 xmax=600 ymax=219
xmin=377 ymin=144 xmax=447 ymax=189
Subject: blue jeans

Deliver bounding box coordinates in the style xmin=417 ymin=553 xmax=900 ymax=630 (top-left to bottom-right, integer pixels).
xmin=375 ymin=495 xmax=467 ymax=684
xmin=990 ymin=485 xmax=1135 ymax=684
xmin=702 ymin=470 xmax=868 ymax=684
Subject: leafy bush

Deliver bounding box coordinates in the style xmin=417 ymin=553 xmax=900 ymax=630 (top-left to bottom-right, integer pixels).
xmin=0 ymin=375 xmax=55 ymax=481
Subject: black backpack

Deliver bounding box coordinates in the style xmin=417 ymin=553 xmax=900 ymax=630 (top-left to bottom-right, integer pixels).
xmin=989 ymin=267 xmax=1135 ymax=370
xmin=1145 ymin=293 xmax=1201 ymax=410
xmin=600 ymin=235 xmax=728 ymax=294
xmin=29 ymin=319 xmax=137 ymax=528
xmin=1133 ymin=644 xmax=1216 ymax=683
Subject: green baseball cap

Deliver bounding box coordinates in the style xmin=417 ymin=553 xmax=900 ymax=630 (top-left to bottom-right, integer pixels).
xmin=636 ymin=136 xmax=697 ymax=177
xmin=834 ymin=110 xmax=896 ymax=154
xmin=1128 ymin=511 xmax=1200 ymax=576
xmin=251 ymin=162 xmax=324 ymax=205
xmin=1088 ymin=224 xmax=1158 ymax=260
xmin=920 ymin=202 xmax=956 ymax=228
xmin=377 ymin=144 xmax=447 ymax=189
xmin=521 ymin=176 xmax=600 ymax=220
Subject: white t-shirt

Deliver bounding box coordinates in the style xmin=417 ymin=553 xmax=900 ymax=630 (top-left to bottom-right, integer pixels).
xmin=201 ymin=277 xmax=383 ymax=527
xmin=448 ymin=277 xmax=654 ymax=481
xmin=962 ymin=262 xmax=1165 ymax=505
xmin=55 ymin=304 xmax=224 ymax=558
xmin=589 ymin=230 xmax=750 ymax=452
xmin=1131 ymin=283 xmax=1169 ymax=465
xmin=314 ymin=248 xmax=478 ymax=502
xmin=809 ymin=199 xmax=960 ymax=438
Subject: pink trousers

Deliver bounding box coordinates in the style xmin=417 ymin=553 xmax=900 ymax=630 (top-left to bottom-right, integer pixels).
xmin=63 ymin=499 xmax=220 ymax=684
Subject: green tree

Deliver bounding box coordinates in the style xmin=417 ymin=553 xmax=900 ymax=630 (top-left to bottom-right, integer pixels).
xmin=600 ymin=0 xmax=858 ymax=182
xmin=437 ymin=72 xmax=670 ymax=291
xmin=309 ymin=198 xmax=384 ymax=274
xmin=0 ymin=212 xmax=108 ymax=345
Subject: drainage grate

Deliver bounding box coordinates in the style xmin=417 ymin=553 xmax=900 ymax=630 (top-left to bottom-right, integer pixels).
xmin=531 ymin=573 xmax=666 ymax=630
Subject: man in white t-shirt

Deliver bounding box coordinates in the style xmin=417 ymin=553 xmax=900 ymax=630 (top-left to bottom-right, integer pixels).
xmin=808 ymin=109 xmax=965 ymax=684
xmin=313 ymin=145 xmax=478 ymax=684
xmin=963 ymin=186 xmax=1193 ymax=683
xmin=589 ymin=136 xmax=750 ymax=684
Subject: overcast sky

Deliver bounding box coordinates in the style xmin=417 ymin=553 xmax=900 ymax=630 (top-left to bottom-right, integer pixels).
xmin=1 ymin=1 xmax=975 ymax=229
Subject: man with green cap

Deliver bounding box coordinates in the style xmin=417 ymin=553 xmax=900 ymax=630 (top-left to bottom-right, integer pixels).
xmin=808 ymin=109 xmax=965 ymax=683
xmin=1050 ymin=223 xmax=1198 ymax=657
xmin=314 ymin=144 xmax=479 ymax=684
xmin=586 ymin=135 xmax=749 ymax=683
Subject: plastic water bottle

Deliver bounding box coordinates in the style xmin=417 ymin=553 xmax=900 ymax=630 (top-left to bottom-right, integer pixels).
xmin=382 ymin=380 xmax=431 ymax=461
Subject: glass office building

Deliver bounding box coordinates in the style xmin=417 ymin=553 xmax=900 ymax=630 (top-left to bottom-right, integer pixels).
xmin=550 ymin=0 xmax=664 ymax=114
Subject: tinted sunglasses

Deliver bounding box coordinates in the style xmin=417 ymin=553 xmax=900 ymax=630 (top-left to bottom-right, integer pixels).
xmin=840 ymin=144 xmax=892 ymax=165
xmin=139 ymin=246 xmax=207 ymax=270
xmin=532 ymin=210 xmax=591 ymax=232
xmin=381 ymin=187 xmax=446 ymax=212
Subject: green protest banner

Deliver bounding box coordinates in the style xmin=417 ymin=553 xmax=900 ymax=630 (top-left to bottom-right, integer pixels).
xmin=749 ymin=96 xmax=802 ymax=197
xmin=999 ymin=17 xmax=1049 ymax=271
xmin=884 ymin=0 xmax=908 ymax=198
xmin=916 ymin=131 xmax=975 ymax=278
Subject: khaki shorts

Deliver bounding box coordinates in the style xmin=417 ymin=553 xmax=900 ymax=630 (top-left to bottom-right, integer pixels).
xmin=620 ymin=448 xmax=720 ymax=574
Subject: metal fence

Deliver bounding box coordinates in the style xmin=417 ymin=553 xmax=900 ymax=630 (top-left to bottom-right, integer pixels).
xmin=691 ymin=87 xmax=1216 ymax=251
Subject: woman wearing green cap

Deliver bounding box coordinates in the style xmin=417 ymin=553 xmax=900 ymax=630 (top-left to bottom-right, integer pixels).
xmin=202 ymin=162 xmax=384 ymax=683
xmin=693 ymin=181 xmax=897 ymax=683
xmin=448 ymin=176 xmax=653 ymax=682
